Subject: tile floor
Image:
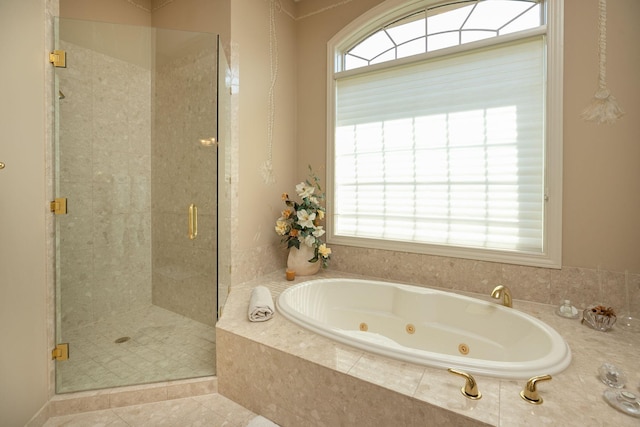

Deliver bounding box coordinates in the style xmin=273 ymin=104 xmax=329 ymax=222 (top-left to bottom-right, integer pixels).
xmin=57 ymin=305 xmax=216 ymax=393
xmin=43 ymin=393 xmax=259 ymax=426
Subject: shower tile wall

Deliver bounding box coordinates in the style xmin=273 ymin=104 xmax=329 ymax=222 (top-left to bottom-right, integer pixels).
xmin=151 ymin=34 xmax=218 ymax=326
xmin=57 ymin=23 xmax=153 ymax=332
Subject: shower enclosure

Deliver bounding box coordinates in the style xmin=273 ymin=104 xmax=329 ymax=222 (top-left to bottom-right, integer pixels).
xmin=53 ymin=17 xmax=225 ymax=393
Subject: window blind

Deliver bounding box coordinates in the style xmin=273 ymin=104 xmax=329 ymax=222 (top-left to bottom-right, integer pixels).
xmin=334 ymin=37 xmax=545 ymax=253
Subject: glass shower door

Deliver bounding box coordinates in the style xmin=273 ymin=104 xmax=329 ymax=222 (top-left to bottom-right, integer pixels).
xmin=54 ymin=18 xmax=219 ymax=393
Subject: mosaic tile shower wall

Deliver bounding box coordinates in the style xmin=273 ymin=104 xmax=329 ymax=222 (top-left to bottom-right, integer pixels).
xmin=151 ymin=32 xmax=218 ymax=326
xmin=57 ymin=21 xmax=153 ymax=332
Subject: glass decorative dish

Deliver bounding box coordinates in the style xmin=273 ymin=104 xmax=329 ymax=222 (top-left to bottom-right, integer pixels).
xmin=603 ymin=389 xmax=640 ymax=418
xmin=556 ymin=300 xmax=579 ymax=319
xmin=582 ymin=305 xmax=616 ymax=332
xmin=598 ymin=363 xmax=626 ymax=388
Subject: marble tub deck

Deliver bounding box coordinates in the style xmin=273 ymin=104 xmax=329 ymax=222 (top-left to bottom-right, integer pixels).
xmin=217 ymin=270 xmax=640 ymax=426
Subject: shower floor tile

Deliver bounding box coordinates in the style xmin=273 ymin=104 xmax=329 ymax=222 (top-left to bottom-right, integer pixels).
xmin=57 ymin=305 xmax=216 ymax=393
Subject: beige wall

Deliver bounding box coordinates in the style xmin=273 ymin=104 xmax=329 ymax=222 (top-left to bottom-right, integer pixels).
xmin=562 ymin=0 xmax=640 ymax=272
xmin=61 ymin=0 xmax=230 ymax=46
xmin=61 ymin=0 xmax=152 ymax=26
xmin=0 ymin=1 xmax=51 ymax=425
xmin=294 ymin=0 xmax=640 ymax=275
xmin=228 ymin=0 xmax=298 ymax=284
xmin=152 ymin=0 xmax=230 ymax=48
xmin=151 ymin=0 xmax=231 ymax=65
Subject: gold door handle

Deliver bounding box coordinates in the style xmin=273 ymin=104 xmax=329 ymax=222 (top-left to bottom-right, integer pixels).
xmin=0 ymin=162 xmax=5 ymax=169
xmin=188 ymin=204 xmax=198 ymax=240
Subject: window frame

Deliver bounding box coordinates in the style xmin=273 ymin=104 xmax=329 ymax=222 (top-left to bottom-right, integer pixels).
xmin=326 ymin=0 xmax=564 ymax=268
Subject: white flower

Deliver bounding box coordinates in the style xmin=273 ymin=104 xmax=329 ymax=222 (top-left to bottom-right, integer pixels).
xmin=317 ymin=209 xmax=325 ymax=220
xmin=312 ymin=226 xmax=325 ymax=238
xmin=309 ymin=196 xmax=319 ymax=205
xmin=303 ymin=234 xmax=316 ymax=247
xmin=275 ymin=220 xmax=289 ymax=236
xmin=296 ymin=182 xmax=315 ymax=199
xmin=296 ymin=209 xmax=316 ymax=228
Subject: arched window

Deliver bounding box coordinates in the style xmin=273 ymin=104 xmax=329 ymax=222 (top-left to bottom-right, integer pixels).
xmin=327 ymin=0 xmax=563 ymax=267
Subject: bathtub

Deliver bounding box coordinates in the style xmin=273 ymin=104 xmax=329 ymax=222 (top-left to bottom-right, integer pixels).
xmin=276 ymin=278 xmax=571 ymax=379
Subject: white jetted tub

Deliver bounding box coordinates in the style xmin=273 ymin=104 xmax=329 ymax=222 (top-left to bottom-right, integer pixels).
xmin=277 ymin=278 xmax=571 ymax=379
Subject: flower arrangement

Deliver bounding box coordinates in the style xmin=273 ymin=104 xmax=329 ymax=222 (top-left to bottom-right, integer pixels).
xmin=275 ymin=167 xmax=331 ymax=267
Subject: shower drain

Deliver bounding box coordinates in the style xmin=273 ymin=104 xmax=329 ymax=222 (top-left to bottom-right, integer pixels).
xmin=114 ymin=336 xmax=131 ymax=344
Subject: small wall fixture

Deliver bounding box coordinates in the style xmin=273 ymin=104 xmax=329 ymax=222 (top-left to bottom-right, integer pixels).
xmin=199 ymin=137 xmax=217 ymax=147
xmin=50 ymin=197 xmax=68 ymax=215
xmin=49 ymin=50 xmax=66 ymax=68
xmin=52 ymin=343 xmax=69 ymax=361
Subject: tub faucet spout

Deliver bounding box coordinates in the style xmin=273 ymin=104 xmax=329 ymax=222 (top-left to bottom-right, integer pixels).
xmin=491 ymin=285 xmax=512 ymax=308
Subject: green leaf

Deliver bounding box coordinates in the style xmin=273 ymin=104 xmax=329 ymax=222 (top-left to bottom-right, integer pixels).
xmin=287 ymin=239 xmax=300 ymax=249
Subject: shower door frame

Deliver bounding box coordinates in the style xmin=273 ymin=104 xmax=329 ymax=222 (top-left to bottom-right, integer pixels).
xmin=52 ymin=17 xmax=224 ymax=394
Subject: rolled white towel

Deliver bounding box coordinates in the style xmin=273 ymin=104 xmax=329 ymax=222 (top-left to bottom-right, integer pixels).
xmin=248 ymin=286 xmax=274 ymax=322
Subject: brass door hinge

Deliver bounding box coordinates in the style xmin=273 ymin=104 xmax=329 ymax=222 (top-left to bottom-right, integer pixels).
xmin=50 ymin=198 xmax=67 ymax=215
xmin=52 ymin=343 xmax=69 ymax=361
xmin=49 ymin=50 xmax=66 ymax=68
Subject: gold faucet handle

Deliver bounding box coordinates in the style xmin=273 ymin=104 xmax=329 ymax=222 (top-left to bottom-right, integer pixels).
xmin=448 ymin=368 xmax=482 ymax=400
xmin=520 ymin=374 xmax=552 ymax=404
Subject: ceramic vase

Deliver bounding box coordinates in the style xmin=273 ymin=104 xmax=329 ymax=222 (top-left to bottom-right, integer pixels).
xmin=287 ymin=244 xmax=321 ymax=276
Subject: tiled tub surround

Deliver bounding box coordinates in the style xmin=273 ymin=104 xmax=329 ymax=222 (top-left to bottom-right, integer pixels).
xmin=217 ymin=270 xmax=640 ymax=426
xmin=231 ymin=243 xmax=640 ymax=323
